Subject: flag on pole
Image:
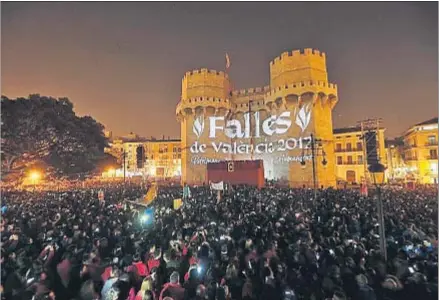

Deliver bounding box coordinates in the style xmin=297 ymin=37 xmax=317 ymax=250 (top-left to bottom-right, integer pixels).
xmin=225 ymin=53 xmax=231 ymax=70
xmin=143 ymin=183 xmax=158 ymax=205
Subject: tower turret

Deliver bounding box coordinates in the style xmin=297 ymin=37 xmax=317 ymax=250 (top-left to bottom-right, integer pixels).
xmin=177 ymin=69 xmax=231 ymax=184
xmin=267 ymin=48 xmax=338 ymax=187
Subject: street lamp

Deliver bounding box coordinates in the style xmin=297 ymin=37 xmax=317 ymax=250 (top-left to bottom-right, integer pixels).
xmin=369 ymin=162 xmax=387 ymax=261
xmin=300 ymin=134 xmax=327 ymax=201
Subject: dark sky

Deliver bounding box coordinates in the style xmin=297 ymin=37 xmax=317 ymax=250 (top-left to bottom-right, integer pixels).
xmin=1 ymin=2 xmax=437 ymax=138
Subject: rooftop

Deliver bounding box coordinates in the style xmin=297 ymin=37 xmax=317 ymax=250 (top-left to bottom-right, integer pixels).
xmin=414 ymin=117 xmax=438 ymax=127
xmin=113 ymin=137 xmax=181 ymax=143
xmin=333 ymin=126 xmax=385 ymax=135
xmin=333 ymin=127 xmax=362 ymax=135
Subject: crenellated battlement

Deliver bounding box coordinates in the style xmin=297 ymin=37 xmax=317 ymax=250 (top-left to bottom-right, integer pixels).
xmin=264 ymin=80 xmax=338 ymax=101
xmin=270 ymin=48 xmax=328 ymax=88
xmin=181 ymin=96 xmax=230 ymax=104
xmin=231 ymin=85 xmax=270 ymax=96
xmin=267 ymin=80 xmax=337 ymax=94
xmin=270 ymin=48 xmax=326 ymax=66
xmin=176 ymin=96 xmax=231 ymax=116
xmin=181 ymin=68 xmax=230 ymax=102
xmin=183 ymin=68 xmax=229 ymax=80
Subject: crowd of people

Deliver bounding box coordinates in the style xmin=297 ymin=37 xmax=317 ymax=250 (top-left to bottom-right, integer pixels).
xmin=1 ymin=183 xmax=437 ymax=300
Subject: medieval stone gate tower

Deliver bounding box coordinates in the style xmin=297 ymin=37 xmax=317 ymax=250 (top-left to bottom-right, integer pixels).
xmin=176 ymin=48 xmax=338 ymax=187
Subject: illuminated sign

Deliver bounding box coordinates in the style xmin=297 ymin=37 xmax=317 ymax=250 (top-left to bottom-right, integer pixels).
xmin=193 ymin=104 xmax=311 ymax=140
xmin=190 ymin=137 xmax=312 ymax=154
xmin=190 ymin=105 xmax=312 ymax=159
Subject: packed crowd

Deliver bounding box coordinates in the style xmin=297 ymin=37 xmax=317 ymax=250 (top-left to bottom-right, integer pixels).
xmin=1 ymin=183 xmax=437 ymax=300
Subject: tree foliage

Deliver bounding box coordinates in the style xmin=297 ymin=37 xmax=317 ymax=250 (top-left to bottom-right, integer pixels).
xmin=1 ymin=94 xmax=108 ymax=176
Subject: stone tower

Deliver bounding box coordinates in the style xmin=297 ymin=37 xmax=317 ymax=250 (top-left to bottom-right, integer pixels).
xmin=176 ymin=68 xmax=231 ymax=184
xmin=268 ymin=48 xmax=338 ymax=187
xmin=176 ymin=48 xmax=338 ymax=187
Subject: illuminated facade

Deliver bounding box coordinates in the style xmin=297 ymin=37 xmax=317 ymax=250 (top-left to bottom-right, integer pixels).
xmin=385 ymin=139 xmax=407 ymax=182
xmin=402 ymin=118 xmax=438 ymax=184
xmin=333 ymin=127 xmax=387 ymax=184
xmin=143 ymin=139 xmax=182 ymax=178
xmin=105 ymin=138 xmax=124 ymax=162
xmin=176 ymin=48 xmax=338 ymax=187
xmin=104 ymin=138 xmax=182 ymax=179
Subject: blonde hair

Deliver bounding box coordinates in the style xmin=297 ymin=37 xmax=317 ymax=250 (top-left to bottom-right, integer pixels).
xmin=140 ymin=278 xmax=152 ymax=292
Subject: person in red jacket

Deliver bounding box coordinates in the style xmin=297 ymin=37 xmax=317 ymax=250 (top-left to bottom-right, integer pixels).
xmin=159 ymin=271 xmax=185 ymax=300
xmin=147 ymin=247 xmax=161 ymax=275
xmin=133 ymin=252 xmax=148 ymax=277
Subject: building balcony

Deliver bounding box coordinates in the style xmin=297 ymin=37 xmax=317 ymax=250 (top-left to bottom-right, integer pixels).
xmin=405 ymin=157 xmax=418 ymax=161
xmin=336 ymin=161 xmax=361 ymax=165
xmin=403 ymin=144 xmax=417 ymax=149
xmin=427 ymin=156 xmax=438 ymax=160
xmin=335 ymin=148 xmax=363 ymax=153
xmin=336 ymin=161 xmax=364 ymax=165
xmin=425 ymin=142 xmax=437 ymax=147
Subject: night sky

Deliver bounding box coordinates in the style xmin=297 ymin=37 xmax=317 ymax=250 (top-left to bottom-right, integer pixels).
xmin=2 ymin=2 xmax=437 ymax=138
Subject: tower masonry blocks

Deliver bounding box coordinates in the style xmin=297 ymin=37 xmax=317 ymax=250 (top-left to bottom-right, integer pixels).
xmin=176 ymin=48 xmax=338 ymax=187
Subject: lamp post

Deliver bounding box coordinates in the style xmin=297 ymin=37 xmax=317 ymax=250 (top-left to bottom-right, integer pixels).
xmin=248 ymin=100 xmax=254 ymax=161
xmin=122 ymin=149 xmax=126 ymax=184
xmin=369 ymin=162 xmax=387 ymax=261
xmin=300 ymin=134 xmax=327 ymax=201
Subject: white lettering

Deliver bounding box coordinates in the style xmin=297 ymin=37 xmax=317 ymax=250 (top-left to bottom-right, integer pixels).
xmin=262 ymin=116 xmax=276 ymax=136
xmin=255 ymin=142 xmax=264 ymax=154
xmin=222 ymin=143 xmax=232 ymax=154
xmin=191 ymin=156 xmax=222 ymax=165
xmin=224 ymin=120 xmax=244 ymax=139
xmin=286 ymin=138 xmax=297 ymax=150
xmin=275 ymin=112 xmax=292 ymax=134
xmin=212 ymin=142 xmax=222 ymax=152
xmin=302 ymin=136 xmax=312 ymax=149
xmin=268 ymin=142 xmax=274 ymax=153
xmin=196 ymin=111 xmax=300 ymax=140
xmin=274 ymin=154 xmax=312 ymax=164
xmin=278 ymin=140 xmax=286 ymax=151
xmin=190 ymin=137 xmax=313 ymax=156
xmin=190 ymin=142 xmax=200 ymax=153
xmin=244 ymin=112 xmax=251 ymax=138
xmin=254 ymin=111 xmax=260 ymax=138
xmin=209 ymin=117 xmax=224 ymax=138
xmin=237 ymin=143 xmax=247 ymax=154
